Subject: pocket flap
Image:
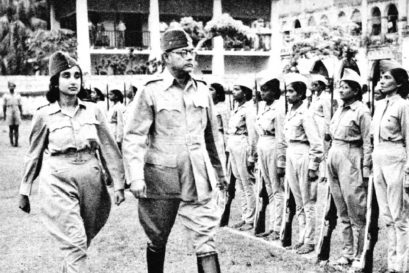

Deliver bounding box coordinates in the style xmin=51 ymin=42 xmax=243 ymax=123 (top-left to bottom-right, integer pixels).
xmin=49 ymin=120 xmax=72 ymax=132
xmin=157 ymin=100 xmax=181 ymax=112
xmin=145 ymin=152 xmax=177 ymax=168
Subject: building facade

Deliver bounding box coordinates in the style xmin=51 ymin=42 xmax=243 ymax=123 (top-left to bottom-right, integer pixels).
xmin=50 ymin=0 xmax=409 ymax=77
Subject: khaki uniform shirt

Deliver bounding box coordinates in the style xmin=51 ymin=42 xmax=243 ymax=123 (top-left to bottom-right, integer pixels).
xmin=19 ymin=99 xmax=125 ymax=195
xmin=373 ymin=94 xmax=409 ymax=162
xmin=254 ymin=100 xmax=286 ymax=168
xmin=107 ymin=102 xmax=125 ymax=143
xmin=227 ymin=100 xmax=257 ymax=162
xmin=284 ymin=101 xmax=323 ymax=170
xmin=330 ymin=100 xmax=373 ymax=175
xmin=310 ymin=92 xmax=331 ymax=135
xmin=123 ymin=69 xmax=225 ymax=201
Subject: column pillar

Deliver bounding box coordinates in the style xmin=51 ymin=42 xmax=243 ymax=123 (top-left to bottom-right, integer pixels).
xmin=361 ymin=0 xmax=368 ymax=39
xmin=76 ymin=0 xmax=91 ymax=75
xmin=149 ymin=0 xmax=161 ymax=59
xmin=268 ymin=0 xmax=281 ymax=74
xmin=212 ymin=0 xmax=225 ymax=76
xmin=49 ymin=0 xmax=60 ymax=31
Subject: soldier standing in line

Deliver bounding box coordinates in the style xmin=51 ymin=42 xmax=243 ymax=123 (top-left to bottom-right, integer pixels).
xmin=326 ymin=69 xmax=372 ymax=269
xmin=226 ymin=79 xmax=257 ymax=231
xmin=279 ymin=74 xmax=323 ymax=254
xmin=2 ymin=81 xmax=22 ymax=147
xmin=373 ymin=66 xmax=409 ymax=273
xmin=252 ymin=75 xmax=285 ymax=240
xmin=123 ymin=28 xmax=226 ymax=273
xmin=309 ymin=74 xmax=332 ymax=183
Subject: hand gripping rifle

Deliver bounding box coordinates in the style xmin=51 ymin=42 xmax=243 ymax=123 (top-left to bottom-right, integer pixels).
xmin=279 ymin=80 xmax=297 ymax=247
xmin=358 ymin=60 xmax=381 ymax=272
xmin=316 ymin=77 xmax=338 ymax=263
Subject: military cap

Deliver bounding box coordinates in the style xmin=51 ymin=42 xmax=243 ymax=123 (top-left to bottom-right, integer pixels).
xmin=341 ymin=68 xmax=362 ymax=86
xmin=160 ymin=28 xmax=192 ymax=52
xmin=49 ymin=51 xmax=78 ymax=78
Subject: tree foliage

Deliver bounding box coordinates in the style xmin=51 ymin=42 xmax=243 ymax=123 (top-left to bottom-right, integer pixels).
xmin=27 ymin=28 xmax=77 ymax=75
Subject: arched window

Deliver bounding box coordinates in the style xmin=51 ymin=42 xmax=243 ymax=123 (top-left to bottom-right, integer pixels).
xmin=294 ymin=19 xmax=301 ymax=29
xmin=320 ymin=15 xmax=329 ymax=26
xmin=351 ymin=9 xmax=362 ymax=35
xmin=308 ymin=16 xmax=316 ymax=26
xmin=387 ymin=4 xmax=398 ymax=33
xmin=371 ymin=7 xmax=381 ymax=35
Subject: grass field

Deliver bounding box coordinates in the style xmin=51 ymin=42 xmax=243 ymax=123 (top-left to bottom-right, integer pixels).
xmin=0 ymin=120 xmax=389 ymax=273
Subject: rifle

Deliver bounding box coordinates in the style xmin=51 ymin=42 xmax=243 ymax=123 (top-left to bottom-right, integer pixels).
xmin=316 ymin=185 xmax=337 ymax=262
xmin=254 ymin=165 xmax=269 ymax=235
xmin=219 ymin=155 xmax=236 ymax=227
xmin=280 ymin=177 xmax=296 ymax=247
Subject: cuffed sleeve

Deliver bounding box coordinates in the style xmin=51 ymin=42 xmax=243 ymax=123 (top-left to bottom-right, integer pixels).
xmin=303 ymin=112 xmax=323 ymax=171
xmin=19 ymin=111 xmax=48 ymax=196
xmin=205 ymin=93 xmax=225 ymax=180
xmin=276 ymin=109 xmax=286 ymax=169
xmin=123 ymin=86 xmax=154 ymax=184
xmin=95 ymin=106 xmax=125 ymax=191
xmin=360 ymin=108 xmax=373 ymax=170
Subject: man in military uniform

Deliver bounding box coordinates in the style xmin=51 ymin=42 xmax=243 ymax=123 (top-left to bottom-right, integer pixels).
xmin=123 ymin=28 xmax=225 ymax=273
xmin=2 ymin=81 xmax=23 ymax=147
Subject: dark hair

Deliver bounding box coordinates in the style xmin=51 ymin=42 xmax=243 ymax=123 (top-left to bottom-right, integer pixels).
xmin=94 ymin=88 xmax=105 ymax=101
xmin=238 ymin=85 xmax=253 ymax=101
xmin=210 ymin=82 xmax=225 ymax=102
xmin=46 ymin=66 xmax=87 ymax=103
xmin=261 ymin=79 xmax=281 ymax=100
xmin=342 ymin=80 xmax=362 ymax=101
xmin=289 ymin=81 xmax=307 ymax=100
xmin=389 ymin=68 xmax=409 ymax=99
xmin=130 ymin=85 xmax=138 ymax=96
xmin=110 ymin=89 xmax=124 ymax=103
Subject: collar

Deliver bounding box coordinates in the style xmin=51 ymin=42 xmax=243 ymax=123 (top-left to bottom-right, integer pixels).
xmin=342 ymin=100 xmax=360 ymax=111
xmin=162 ymin=68 xmax=196 ymax=91
xmin=48 ymin=98 xmax=86 ymax=115
xmin=386 ymin=93 xmax=401 ymax=103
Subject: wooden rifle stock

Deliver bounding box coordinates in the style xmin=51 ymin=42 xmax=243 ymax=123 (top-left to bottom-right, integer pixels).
xmin=254 ymin=167 xmax=269 ymax=235
xmin=220 ymin=156 xmax=236 ymax=227
xmin=316 ymin=185 xmax=337 ymax=261
xmin=359 ymin=175 xmax=379 ymax=273
xmin=280 ymin=178 xmax=296 ymax=247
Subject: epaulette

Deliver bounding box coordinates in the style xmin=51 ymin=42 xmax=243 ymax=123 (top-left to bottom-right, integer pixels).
xmin=36 ymin=103 xmax=50 ymax=111
xmin=144 ymin=78 xmax=163 ymax=86
xmin=195 ymin=79 xmax=207 ymax=85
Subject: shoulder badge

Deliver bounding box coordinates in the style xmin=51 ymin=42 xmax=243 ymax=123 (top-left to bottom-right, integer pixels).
xmin=36 ymin=103 xmax=50 ymax=111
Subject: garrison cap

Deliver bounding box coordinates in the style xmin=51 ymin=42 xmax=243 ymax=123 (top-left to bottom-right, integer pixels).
xmin=310 ymin=74 xmax=328 ymax=86
xmin=160 ymin=28 xmax=192 ymax=52
xmin=341 ymin=68 xmax=362 ymax=86
xmin=49 ymin=51 xmax=78 ymax=78
xmin=379 ymin=59 xmax=402 ymax=73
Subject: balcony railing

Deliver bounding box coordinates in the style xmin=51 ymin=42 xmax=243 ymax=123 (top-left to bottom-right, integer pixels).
xmin=91 ymin=30 xmax=150 ymax=49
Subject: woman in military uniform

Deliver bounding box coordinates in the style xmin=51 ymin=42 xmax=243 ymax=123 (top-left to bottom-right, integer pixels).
xmin=373 ymin=66 xmax=409 ymax=273
xmin=18 ymin=51 xmax=125 ymax=273
xmin=326 ymin=69 xmax=372 ymax=268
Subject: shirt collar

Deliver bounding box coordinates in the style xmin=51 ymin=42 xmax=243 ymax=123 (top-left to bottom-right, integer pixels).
xmin=162 ymin=68 xmax=197 ymax=91
xmin=342 ymin=100 xmax=360 ymax=110
xmin=48 ymin=98 xmax=86 ymax=115
xmin=387 ymin=93 xmax=401 ymax=103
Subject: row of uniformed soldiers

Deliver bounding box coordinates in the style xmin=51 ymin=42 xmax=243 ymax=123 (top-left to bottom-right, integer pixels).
xmin=213 ymin=62 xmax=409 ymax=272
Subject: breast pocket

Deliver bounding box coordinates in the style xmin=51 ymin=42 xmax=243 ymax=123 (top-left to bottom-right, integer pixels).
xmin=345 ymin=121 xmax=360 ymax=139
xmin=157 ymin=100 xmax=182 ymax=129
xmin=79 ymin=118 xmax=99 ymax=142
xmin=384 ymin=114 xmax=400 ymax=132
xmin=289 ymin=116 xmax=303 ymax=139
xmin=193 ymin=97 xmax=209 ymax=129
xmin=49 ymin=120 xmax=73 ymax=149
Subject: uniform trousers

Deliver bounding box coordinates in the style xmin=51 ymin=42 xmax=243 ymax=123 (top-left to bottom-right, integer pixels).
xmin=39 ymin=151 xmax=111 ymax=273
xmin=257 ymin=136 xmax=284 ymax=232
xmin=327 ymin=141 xmax=367 ymax=260
xmin=373 ymin=143 xmax=409 ymax=272
xmin=138 ymin=197 xmax=219 ymax=254
xmin=286 ymin=143 xmax=317 ymax=245
xmin=227 ymin=135 xmax=256 ymax=224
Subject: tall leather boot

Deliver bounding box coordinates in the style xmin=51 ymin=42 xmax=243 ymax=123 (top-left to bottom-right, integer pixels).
xmin=197 ymin=252 xmax=221 ymax=273
xmin=9 ymin=130 xmax=14 ymax=146
xmin=147 ymin=245 xmax=165 ymax=273
xmin=14 ymin=129 xmax=19 ymax=147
